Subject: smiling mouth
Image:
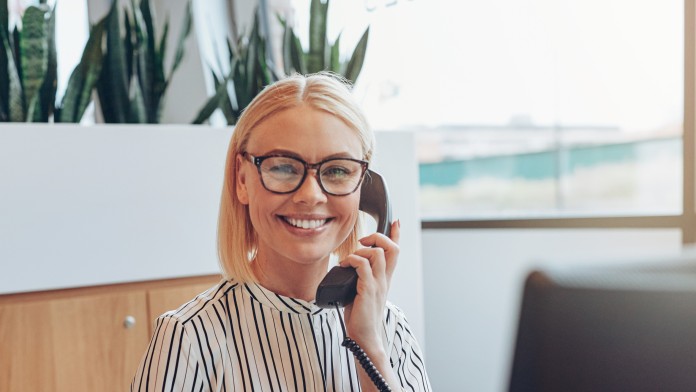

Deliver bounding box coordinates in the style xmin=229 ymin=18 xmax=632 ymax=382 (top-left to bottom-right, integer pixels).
xmin=281 ymin=216 xmax=332 ymax=229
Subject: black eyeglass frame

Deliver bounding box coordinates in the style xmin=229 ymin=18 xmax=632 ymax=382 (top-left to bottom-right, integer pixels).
xmin=243 ymin=152 xmax=369 ymax=196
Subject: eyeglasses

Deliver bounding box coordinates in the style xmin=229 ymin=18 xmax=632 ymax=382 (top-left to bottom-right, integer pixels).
xmin=243 ymin=152 xmax=369 ymax=196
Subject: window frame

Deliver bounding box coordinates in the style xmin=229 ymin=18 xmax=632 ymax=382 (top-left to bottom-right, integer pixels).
xmin=422 ymin=0 xmax=696 ymax=246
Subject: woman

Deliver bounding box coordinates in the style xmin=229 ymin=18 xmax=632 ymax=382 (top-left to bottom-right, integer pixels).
xmin=131 ymin=73 xmax=431 ymax=391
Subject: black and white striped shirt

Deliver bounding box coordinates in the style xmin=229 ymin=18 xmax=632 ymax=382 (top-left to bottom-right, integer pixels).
xmin=131 ymin=279 xmax=431 ymax=391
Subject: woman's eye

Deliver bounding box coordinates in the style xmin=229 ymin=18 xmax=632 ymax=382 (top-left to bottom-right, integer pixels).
xmin=322 ymin=166 xmax=351 ymax=179
xmin=268 ymin=164 xmax=299 ymax=176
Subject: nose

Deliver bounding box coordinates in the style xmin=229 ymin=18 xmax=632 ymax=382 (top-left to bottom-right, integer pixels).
xmin=292 ymin=170 xmax=328 ymax=205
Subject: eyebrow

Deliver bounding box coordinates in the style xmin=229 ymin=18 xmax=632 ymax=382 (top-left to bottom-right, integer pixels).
xmin=259 ymin=149 xmax=361 ymax=161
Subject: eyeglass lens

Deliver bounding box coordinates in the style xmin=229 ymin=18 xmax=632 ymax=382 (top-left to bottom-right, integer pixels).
xmin=259 ymin=156 xmax=364 ymax=195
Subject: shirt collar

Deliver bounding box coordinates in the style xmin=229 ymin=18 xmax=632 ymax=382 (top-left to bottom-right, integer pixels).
xmin=244 ymin=281 xmax=325 ymax=315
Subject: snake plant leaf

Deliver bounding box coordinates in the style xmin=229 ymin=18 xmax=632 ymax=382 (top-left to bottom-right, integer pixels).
xmin=254 ymin=41 xmax=266 ymax=94
xmin=156 ymin=1 xmax=192 ymax=122
xmin=0 ymin=0 xmax=7 ymax=35
xmin=245 ymin=15 xmax=261 ymax=105
xmin=20 ymin=5 xmax=50 ymax=122
xmin=307 ymin=0 xmax=328 ymax=73
xmin=131 ymin=0 xmax=154 ymax=122
xmin=191 ymin=70 xmax=230 ymax=124
xmin=330 ymin=32 xmax=341 ymax=73
xmin=218 ymin=63 xmax=239 ymax=123
xmin=278 ymin=16 xmax=292 ymax=76
xmin=158 ymin=16 xmax=169 ymax=72
xmin=279 ymin=16 xmax=305 ymax=75
xmin=34 ymin=4 xmax=56 ymax=122
xmin=95 ymin=0 xmax=192 ymax=123
xmin=344 ymin=26 xmax=369 ymax=83
xmin=11 ymin=25 xmax=19 ymax=69
xmin=0 ymin=0 xmax=9 ymax=120
xmin=0 ymin=25 xmax=21 ymax=121
xmin=152 ymin=15 xmax=169 ymax=121
xmin=98 ymin=0 xmax=129 ymax=123
xmin=170 ymin=1 xmax=191 ymax=77
xmin=192 ymin=6 xmax=277 ymax=125
xmin=229 ymin=56 xmax=244 ymax=109
xmin=127 ymin=68 xmax=146 ymax=123
xmin=57 ymin=18 xmax=105 ymax=123
xmin=123 ymin=10 xmax=133 ymax=84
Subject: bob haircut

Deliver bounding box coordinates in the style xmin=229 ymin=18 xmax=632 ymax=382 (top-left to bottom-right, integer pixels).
xmin=217 ymin=72 xmax=375 ymax=283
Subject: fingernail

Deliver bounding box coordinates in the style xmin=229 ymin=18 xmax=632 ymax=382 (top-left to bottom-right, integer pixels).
xmin=396 ymin=219 xmax=401 ymax=228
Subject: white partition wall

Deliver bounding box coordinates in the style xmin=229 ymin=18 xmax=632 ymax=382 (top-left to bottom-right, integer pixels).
xmin=0 ymin=124 xmax=425 ymax=344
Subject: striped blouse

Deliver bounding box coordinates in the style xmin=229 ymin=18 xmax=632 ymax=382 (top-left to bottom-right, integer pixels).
xmin=131 ymin=279 xmax=431 ymax=391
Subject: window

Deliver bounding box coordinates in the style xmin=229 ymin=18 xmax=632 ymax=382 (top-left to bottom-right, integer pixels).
xmin=290 ymin=0 xmax=684 ymax=220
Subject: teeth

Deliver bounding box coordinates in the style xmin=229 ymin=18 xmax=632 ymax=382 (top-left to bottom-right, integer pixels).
xmin=286 ymin=217 xmax=327 ymax=229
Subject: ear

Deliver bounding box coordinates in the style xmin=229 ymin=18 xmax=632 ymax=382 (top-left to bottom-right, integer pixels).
xmin=236 ymin=154 xmax=250 ymax=205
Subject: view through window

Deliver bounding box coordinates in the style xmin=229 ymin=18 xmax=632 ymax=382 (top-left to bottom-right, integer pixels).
xmin=290 ymin=0 xmax=684 ymax=220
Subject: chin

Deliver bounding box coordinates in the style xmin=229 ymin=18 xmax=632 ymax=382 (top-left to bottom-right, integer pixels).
xmin=288 ymin=246 xmax=335 ymax=266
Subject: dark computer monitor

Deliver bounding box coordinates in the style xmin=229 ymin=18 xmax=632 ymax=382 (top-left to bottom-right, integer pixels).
xmin=508 ymin=255 xmax=696 ymax=392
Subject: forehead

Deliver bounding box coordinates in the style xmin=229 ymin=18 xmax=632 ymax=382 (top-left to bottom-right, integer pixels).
xmin=246 ymin=105 xmax=363 ymax=159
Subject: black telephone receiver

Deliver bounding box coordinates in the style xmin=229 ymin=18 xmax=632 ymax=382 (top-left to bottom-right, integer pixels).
xmin=315 ymin=169 xmax=392 ymax=308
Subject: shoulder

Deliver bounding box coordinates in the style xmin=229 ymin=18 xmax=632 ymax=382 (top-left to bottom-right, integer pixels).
xmin=382 ymin=301 xmax=414 ymax=345
xmin=156 ymin=279 xmax=240 ymax=326
xmin=383 ymin=301 xmax=424 ymax=349
xmin=384 ymin=300 xmax=409 ymax=325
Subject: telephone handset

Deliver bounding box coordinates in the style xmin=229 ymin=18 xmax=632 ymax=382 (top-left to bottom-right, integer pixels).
xmin=315 ymin=169 xmax=392 ymax=308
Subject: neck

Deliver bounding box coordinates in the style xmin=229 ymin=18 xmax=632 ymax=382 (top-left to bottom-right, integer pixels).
xmin=251 ymin=252 xmax=330 ymax=301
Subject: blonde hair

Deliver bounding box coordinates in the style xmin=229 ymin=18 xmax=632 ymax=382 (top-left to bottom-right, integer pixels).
xmin=217 ymin=72 xmax=375 ymax=283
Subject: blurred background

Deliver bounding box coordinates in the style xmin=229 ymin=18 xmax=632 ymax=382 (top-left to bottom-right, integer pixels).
xmin=2 ymin=0 xmax=691 ymax=390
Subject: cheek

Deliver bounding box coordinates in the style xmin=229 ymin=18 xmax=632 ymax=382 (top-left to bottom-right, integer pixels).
xmin=337 ymin=195 xmax=361 ymax=226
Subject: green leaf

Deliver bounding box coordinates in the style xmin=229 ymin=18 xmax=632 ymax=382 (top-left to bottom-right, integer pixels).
xmin=329 ymin=32 xmax=341 ymax=73
xmin=278 ymin=15 xmax=292 ymax=76
xmin=0 ymin=0 xmax=9 ymax=120
xmin=128 ymin=71 xmax=146 ymax=123
xmin=158 ymin=16 xmax=169 ymax=72
xmin=35 ymin=4 xmax=57 ymax=122
xmin=228 ymin=58 xmax=243 ymax=113
xmin=344 ymin=27 xmax=369 ymax=83
xmin=58 ymin=18 xmax=105 ymax=123
xmin=11 ymin=25 xmax=19 ymax=70
xmin=123 ymin=10 xmax=133 ymax=82
xmin=281 ymin=17 xmax=305 ymax=75
xmin=97 ymin=0 xmax=130 ymax=123
xmin=221 ymin=82 xmax=238 ymax=123
xmin=191 ymin=73 xmax=229 ymax=124
xmin=20 ymin=5 xmax=50 ymax=121
xmin=307 ymin=0 xmax=328 ymax=73
xmin=0 ymin=25 xmax=21 ymax=121
xmin=170 ymin=1 xmax=191 ymax=76
xmin=0 ymin=0 xmax=7 ymax=35
xmin=132 ymin=0 xmax=155 ymax=122
xmin=243 ymin=12 xmax=260 ymax=106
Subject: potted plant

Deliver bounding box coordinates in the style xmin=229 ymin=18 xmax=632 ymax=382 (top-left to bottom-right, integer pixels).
xmin=193 ymin=0 xmax=369 ymax=125
xmin=95 ymin=0 xmax=193 ymax=123
xmin=0 ymin=0 xmax=103 ymax=123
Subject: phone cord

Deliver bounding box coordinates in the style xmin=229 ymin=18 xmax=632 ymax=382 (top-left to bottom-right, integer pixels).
xmin=335 ymin=304 xmax=393 ymax=392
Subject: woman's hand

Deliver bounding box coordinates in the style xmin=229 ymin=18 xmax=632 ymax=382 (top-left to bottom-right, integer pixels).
xmin=339 ymin=219 xmax=401 ymax=348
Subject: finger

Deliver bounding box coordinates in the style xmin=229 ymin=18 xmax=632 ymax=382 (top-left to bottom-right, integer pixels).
xmin=383 ymin=220 xmax=401 ymax=277
xmin=359 ymin=231 xmax=400 ymax=279
xmin=359 ymin=219 xmax=401 ymax=246
xmin=339 ymin=254 xmax=375 ymax=284
xmin=390 ymin=219 xmax=401 ymax=244
xmin=353 ymin=246 xmax=387 ymax=280
xmin=359 ymin=232 xmax=398 ymax=251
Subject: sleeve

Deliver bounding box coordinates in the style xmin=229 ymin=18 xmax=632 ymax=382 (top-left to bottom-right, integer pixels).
xmin=387 ymin=305 xmax=433 ymax=392
xmin=131 ymin=315 xmax=206 ymax=391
